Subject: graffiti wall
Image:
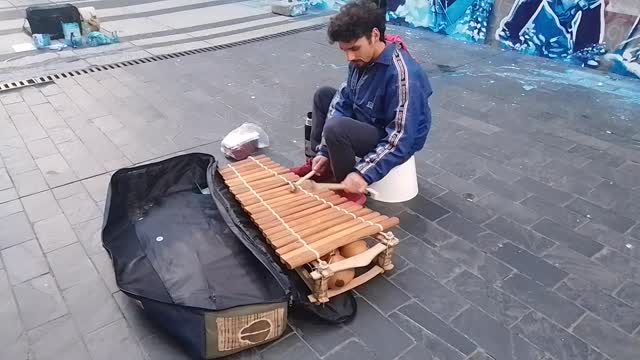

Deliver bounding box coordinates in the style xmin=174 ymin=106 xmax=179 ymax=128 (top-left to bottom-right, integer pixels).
xmin=388 ymin=0 xmax=495 ymax=43
xmin=383 ymin=0 xmax=640 ymax=78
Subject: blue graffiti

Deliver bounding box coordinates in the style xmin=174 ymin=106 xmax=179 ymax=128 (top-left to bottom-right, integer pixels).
xmin=450 ymin=0 xmax=494 ymax=42
xmin=387 ymin=0 xmax=494 ymax=43
xmin=496 ymin=0 xmax=605 ymax=65
xmin=606 ymin=50 xmax=640 ymax=79
xmin=605 ymin=18 xmax=640 ymax=79
xmin=307 ymin=0 xmax=346 ymax=10
xmin=310 ymin=0 xmax=639 ymax=80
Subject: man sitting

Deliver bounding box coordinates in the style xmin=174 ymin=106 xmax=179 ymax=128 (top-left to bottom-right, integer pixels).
xmin=292 ymin=0 xmax=433 ymax=205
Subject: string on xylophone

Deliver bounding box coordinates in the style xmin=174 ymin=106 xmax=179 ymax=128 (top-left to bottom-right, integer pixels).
xmin=244 ymin=156 xmax=384 ymax=232
xmin=221 ymin=155 xmax=398 ymax=270
xmin=226 ymin=161 xmax=327 ymax=268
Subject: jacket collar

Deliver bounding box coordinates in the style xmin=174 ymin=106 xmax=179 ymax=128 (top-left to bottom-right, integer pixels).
xmin=374 ymin=42 xmax=398 ymax=65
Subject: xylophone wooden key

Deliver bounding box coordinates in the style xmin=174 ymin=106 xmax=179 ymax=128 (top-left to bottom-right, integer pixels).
xmin=221 ymin=155 xmax=401 ymax=303
xmin=281 ymin=217 xmax=399 ymax=269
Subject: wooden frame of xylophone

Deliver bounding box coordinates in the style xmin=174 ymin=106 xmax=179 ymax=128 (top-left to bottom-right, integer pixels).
xmin=219 ymin=155 xmax=401 ymax=304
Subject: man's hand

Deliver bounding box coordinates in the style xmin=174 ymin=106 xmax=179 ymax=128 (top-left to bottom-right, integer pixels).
xmin=312 ymin=155 xmax=329 ymax=175
xmin=342 ymin=172 xmax=367 ymax=193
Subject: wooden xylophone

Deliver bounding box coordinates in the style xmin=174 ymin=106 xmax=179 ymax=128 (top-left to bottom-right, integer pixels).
xmin=220 ymin=155 xmax=401 ymax=304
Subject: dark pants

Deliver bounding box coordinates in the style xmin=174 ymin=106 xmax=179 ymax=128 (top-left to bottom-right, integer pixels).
xmin=305 ymin=87 xmax=382 ymax=182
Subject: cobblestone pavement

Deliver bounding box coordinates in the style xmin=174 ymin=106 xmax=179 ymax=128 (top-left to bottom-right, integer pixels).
xmin=1 ymin=25 xmax=640 ymax=360
xmin=0 ymin=0 xmax=331 ymax=81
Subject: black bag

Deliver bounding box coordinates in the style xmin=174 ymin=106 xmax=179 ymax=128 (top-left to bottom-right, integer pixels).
xmin=24 ymin=4 xmax=82 ymax=40
xmin=102 ymin=153 xmax=356 ymax=359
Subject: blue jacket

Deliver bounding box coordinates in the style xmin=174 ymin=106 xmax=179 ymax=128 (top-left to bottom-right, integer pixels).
xmin=317 ymin=43 xmax=433 ymax=184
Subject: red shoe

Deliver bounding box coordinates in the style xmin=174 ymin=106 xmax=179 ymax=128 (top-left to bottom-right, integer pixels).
xmin=290 ymin=159 xmax=335 ymax=182
xmin=337 ymin=191 xmax=366 ymax=206
xmin=291 ymin=159 xmax=313 ymax=177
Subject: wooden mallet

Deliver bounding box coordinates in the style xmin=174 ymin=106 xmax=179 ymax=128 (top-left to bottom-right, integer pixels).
xmin=289 ymin=170 xmax=316 ymax=192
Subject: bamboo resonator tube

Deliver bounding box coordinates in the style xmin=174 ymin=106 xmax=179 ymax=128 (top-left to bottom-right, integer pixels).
xmin=220 ymin=156 xmax=399 ymax=269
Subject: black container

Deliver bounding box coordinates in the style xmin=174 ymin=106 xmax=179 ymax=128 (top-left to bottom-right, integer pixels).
xmin=25 ymin=4 xmax=82 ymax=40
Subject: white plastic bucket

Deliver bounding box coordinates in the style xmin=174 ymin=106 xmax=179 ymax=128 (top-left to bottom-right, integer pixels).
xmin=367 ymin=155 xmax=418 ymax=203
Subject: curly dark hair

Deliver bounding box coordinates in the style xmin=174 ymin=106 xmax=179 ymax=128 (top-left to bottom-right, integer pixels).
xmin=327 ymin=0 xmax=386 ymax=44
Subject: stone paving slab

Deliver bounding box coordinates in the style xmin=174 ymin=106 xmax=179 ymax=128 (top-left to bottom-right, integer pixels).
xmin=0 ymin=0 xmax=334 ymax=84
xmin=0 ymin=25 xmax=639 ymax=360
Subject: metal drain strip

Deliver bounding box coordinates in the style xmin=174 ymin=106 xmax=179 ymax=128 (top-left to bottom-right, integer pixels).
xmin=0 ymin=22 xmax=326 ymax=93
